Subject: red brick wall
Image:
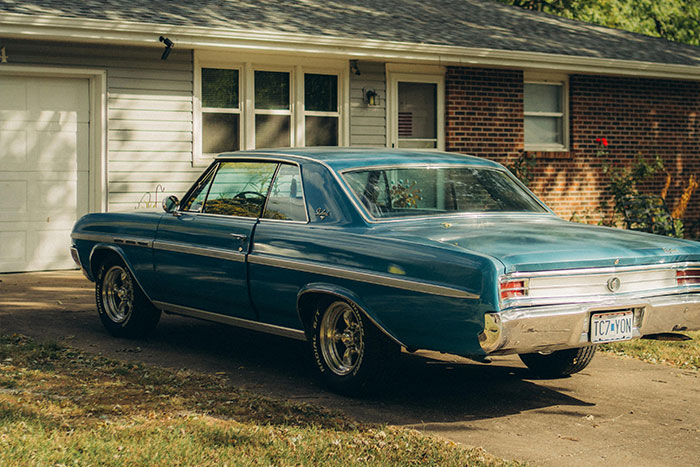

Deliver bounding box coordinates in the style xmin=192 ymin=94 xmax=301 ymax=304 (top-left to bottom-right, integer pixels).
xmin=445 ymin=67 xmax=700 ymax=228
xmin=445 ymin=67 xmax=524 ymax=160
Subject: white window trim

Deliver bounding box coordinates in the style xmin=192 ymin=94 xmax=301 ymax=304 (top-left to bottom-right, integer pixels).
xmin=386 ymin=65 xmax=445 ymax=151
xmin=524 ymin=72 xmax=569 ymax=152
xmin=194 ymin=51 xmax=348 ymax=167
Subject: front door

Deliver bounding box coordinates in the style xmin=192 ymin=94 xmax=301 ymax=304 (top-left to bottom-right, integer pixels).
xmin=152 ymin=160 xmax=278 ymax=318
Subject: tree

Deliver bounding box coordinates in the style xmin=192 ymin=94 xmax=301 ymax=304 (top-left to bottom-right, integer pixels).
xmin=499 ymin=0 xmax=700 ymax=46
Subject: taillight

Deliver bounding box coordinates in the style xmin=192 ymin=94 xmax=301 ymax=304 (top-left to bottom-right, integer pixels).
xmin=500 ymin=280 xmax=528 ymax=300
xmin=676 ymin=269 xmax=700 ymax=285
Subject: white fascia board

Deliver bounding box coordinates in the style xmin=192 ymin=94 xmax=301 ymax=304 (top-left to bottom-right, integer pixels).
xmin=3 ymin=13 xmax=700 ymax=81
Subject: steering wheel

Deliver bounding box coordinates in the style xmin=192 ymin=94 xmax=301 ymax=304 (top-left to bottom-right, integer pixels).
xmin=235 ymin=191 xmax=265 ymax=200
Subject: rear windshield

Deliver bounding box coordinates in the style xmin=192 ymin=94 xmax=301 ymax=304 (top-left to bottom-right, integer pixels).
xmin=342 ymin=166 xmax=547 ymax=219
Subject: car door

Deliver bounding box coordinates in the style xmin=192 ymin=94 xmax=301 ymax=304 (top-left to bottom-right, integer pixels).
xmin=151 ymin=160 xmax=279 ymax=319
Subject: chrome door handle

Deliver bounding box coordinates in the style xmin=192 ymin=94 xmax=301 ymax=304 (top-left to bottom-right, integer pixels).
xmin=230 ymin=233 xmax=248 ymax=241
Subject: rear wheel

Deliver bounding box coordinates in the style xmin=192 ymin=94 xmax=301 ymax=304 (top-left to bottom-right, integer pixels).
xmin=95 ymin=257 xmax=161 ymax=338
xmin=310 ymin=299 xmax=398 ymax=395
xmin=519 ymin=345 xmax=597 ymax=378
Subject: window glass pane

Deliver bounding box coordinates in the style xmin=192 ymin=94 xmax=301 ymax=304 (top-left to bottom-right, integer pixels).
xmin=255 ymin=71 xmax=290 ymax=110
xmin=304 ymin=74 xmax=338 ymax=112
xmin=204 ymin=162 xmax=278 ymax=217
xmin=524 ymin=83 xmax=561 ymax=113
xmin=343 ymin=166 xmax=546 ymax=218
xmin=202 ymin=68 xmax=239 ymax=108
xmin=525 ymin=116 xmax=563 ymax=145
xmin=397 ymin=139 xmax=437 ymax=149
xmin=181 ymin=166 xmax=216 ymax=212
xmin=305 ymin=116 xmax=338 ymax=146
xmin=398 ymin=82 xmax=436 ymax=140
xmin=255 ymin=114 xmax=290 ymax=148
xmin=203 ymin=113 xmax=240 ymax=154
xmin=264 ymin=164 xmax=307 ymax=221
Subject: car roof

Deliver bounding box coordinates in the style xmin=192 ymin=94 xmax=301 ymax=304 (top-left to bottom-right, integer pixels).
xmin=214 ymin=147 xmax=503 ymax=172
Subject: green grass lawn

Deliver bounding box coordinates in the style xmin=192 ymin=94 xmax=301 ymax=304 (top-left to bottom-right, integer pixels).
xmin=0 ymin=334 xmax=517 ymax=466
xmin=599 ymin=330 xmax=700 ymax=370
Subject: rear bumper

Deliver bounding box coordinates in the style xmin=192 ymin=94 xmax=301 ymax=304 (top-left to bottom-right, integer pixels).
xmin=479 ymin=293 xmax=700 ymax=355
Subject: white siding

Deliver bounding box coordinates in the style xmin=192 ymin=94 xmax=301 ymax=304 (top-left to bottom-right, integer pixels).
xmin=7 ymin=39 xmax=198 ymax=212
xmin=350 ymin=61 xmax=386 ymax=147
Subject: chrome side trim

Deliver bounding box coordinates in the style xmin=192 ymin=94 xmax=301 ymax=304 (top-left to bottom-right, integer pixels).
xmin=71 ymin=232 xmax=154 ymax=248
xmin=249 ymin=254 xmax=478 ymax=299
xmin=152 ymin=240 xmax=245 ymax=262
xmin=71 ymin=232 xmax=113 ymax=243
xmin=154 ymin=301 xmax=307 ymax=341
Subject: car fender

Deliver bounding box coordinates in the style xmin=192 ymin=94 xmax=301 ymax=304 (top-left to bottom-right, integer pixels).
xmin=88 ymin=243 xmax=155 ymax=304
xmin=296 ymin=282 xmax=405 ymax=347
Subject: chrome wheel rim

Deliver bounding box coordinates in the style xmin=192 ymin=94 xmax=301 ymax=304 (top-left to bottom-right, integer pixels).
xmin=319 ymin=302 xmax=364 ymax=376
xmin=102 ymin=265 xmax=134 ymax=324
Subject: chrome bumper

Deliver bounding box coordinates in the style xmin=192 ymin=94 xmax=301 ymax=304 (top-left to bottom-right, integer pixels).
xmin=479 ymin=294 xmax=700 ymax=355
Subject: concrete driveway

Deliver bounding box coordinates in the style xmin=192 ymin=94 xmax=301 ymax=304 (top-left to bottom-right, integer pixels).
xmin=1 ymin=271 xmax=699 ymax=466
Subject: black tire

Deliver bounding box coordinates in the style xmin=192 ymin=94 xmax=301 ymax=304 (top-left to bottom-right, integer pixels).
xmin=309 ymin=298 xmax=398 ymax=396
xmin=519 ymin=345 xmax=597 ymax=378
xmin=95 ymin=256 xmax=161 ymax=338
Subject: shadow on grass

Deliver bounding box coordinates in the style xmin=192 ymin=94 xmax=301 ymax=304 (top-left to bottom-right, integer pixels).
xmin=129 ymin=315 xmax=594 ymax=427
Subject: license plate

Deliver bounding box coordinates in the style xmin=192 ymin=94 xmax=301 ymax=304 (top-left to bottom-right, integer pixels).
xmin=591 ymin=311 xmax=634 ymax=344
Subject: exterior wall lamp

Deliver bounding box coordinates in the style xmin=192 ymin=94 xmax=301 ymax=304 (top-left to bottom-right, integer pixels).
xmin=364 ymin=88 xmax=380 ymax=106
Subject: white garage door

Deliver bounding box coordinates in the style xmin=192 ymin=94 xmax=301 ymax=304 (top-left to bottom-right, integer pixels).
xmin=0 ymin=76 xmax=90 ymax=273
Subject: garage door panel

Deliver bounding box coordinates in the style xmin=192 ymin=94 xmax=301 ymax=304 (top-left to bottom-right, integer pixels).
xmin=0 ymin=180 xmax=28 ymax=214
xmin=0 ymin=129 xmax=27 ymax=170
xmin=0 ymin=231 xmax=26 ymax=262
xmin=0 ymin=79 xmax=27 ymax=111
xmin=0 ymin=76 xmax=90 ymax=273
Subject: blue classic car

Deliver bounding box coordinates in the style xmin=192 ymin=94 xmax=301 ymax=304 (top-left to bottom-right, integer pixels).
xmin=71 ymin=149 xmax=700 ymax=393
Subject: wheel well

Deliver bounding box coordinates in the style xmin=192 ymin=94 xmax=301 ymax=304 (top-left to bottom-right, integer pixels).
xmin=89 ymin=248 xmax=122 ymax=278
xmin=297 ymin=290 xmax=404 ymax=348
xmin=297 ymin=292 xmax=335 ymax=337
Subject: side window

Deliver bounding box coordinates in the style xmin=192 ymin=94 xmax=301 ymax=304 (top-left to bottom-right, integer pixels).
xmin=263 ymin=164 xmax=307 ymax=222
xmin=203 ymin=162 xmax=278 ymax=217
xmin=181 ymin=165 xmax=217 ymax=212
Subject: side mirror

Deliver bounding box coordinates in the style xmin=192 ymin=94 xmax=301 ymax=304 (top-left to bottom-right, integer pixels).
xmin=162 ymin=195 xmax=180 ymax=213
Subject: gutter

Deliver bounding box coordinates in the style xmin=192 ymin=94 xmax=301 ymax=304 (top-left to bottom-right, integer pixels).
xmin=2 ymin=13 xmax=700 ymax=81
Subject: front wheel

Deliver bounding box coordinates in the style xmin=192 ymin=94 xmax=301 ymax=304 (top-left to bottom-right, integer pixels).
xmin=519 ymin=345 xmax=597 ymax=378
xmin=95 ymin=257 xmax=161 ymax=338
xmin=310 ymin=299 xmax=398 ymax=395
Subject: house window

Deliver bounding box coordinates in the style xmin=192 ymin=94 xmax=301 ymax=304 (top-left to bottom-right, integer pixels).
xmin=254 ymin=71 xmax=291 ymax=148
xmin=524 ymin=75 xmax=568 ymax=151
xmin=304 ymin=73 xmax=339 ymax=146
xmin=201 ymin=68 xmax=241 ymax=154
xmin=195 ymin=55 xmax=347 ymax=166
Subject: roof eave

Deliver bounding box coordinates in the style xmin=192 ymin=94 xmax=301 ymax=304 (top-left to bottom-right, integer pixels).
xmin=2 ymin=13 xmax=700 ymax=81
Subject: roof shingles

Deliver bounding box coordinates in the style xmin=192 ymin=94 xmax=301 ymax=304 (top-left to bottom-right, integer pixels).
xmin=2 ymin=0 xmax=700 ymax=66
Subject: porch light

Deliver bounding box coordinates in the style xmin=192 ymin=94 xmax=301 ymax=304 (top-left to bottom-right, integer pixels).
xmin=365 ymin=88 xmax=380 ymax=106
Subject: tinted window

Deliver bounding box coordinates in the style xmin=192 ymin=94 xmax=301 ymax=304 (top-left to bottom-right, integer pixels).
xmin=263 ymin=164 xmax=307 ymax=222
xmin=343 ymin=166 xmax=546 ymax=218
